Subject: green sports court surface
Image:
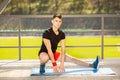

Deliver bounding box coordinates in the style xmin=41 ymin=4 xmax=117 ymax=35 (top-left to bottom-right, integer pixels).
xmin=0 ymin=36 xmax=120 ymax=59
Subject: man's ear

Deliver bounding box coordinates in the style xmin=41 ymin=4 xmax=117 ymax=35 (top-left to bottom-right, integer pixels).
xmin=51 ymin=20 xmax=53 ymax=24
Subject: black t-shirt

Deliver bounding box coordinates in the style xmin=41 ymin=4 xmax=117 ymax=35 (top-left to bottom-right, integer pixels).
xmin=39 ymin=27 xmax=65 ymax=55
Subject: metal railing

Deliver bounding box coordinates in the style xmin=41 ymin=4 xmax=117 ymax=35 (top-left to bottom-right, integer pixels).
xmin=0 ymin=14 xmax=120 ymax=60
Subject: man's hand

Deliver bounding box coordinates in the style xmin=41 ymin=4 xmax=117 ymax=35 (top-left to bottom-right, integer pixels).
xmin=53 ymin=66 xmax=59 ymax=74
xmin=59 ymin=63 xmax=65 ymax=72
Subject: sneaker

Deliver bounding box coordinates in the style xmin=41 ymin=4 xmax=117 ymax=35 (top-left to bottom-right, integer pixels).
xmin=92 ymin=56 xmax=99 ymax=69
xmin=39 ymin=64 xmax=45 ymax=74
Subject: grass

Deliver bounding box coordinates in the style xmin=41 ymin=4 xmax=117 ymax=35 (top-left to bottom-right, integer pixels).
xmin=0 ymin=36 xmax=120 ymax=60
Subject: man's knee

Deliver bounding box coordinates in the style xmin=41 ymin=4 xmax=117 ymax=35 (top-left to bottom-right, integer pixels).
xmin=39 ymin=52 xmax=49 ymax=63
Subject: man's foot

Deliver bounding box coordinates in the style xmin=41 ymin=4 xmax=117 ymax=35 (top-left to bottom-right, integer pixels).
xmin=39 ymin=64 xmax=45 ymax=74
xmin=92 ymin=56 xmax=99 ymax=69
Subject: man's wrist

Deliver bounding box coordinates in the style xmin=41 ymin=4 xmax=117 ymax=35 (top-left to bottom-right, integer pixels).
xmin=52 ymin=62 xmax=57 ymax=67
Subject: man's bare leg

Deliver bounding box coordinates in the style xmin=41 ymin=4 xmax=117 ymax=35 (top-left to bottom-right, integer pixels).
xmin=58 ymin=53 xmax=99 ymax=69
xmin=65 ymin=54 xmax=91 ymax=67
xmin=39 ymin=52 xmax=49 ymax=74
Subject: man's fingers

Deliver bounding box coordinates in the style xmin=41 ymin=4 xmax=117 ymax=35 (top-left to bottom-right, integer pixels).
xmin=59 ymin=68 xmax=65 ymax=72
xmin=53 ymin=66 xmax=59 ymax=74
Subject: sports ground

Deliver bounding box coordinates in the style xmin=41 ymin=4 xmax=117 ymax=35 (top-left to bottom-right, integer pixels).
xmin=0 ymin=36 xmax=120 ymax=59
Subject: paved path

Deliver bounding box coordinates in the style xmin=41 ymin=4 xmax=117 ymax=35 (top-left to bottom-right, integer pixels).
xmin=0 ymin=59 xmax=120 ymax=80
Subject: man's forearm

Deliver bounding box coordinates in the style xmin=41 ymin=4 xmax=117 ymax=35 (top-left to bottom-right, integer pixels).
xmin=48 ymin=50 xmax=55 ymax=63
xmin=60 ymin=52 xmax=65 ymax=64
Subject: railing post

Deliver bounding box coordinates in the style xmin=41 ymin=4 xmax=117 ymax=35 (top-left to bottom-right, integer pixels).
xmin=18 ymin=18 xmax=21 ymax=60
xmin=101 ymin=16 xmax=104 ymax=59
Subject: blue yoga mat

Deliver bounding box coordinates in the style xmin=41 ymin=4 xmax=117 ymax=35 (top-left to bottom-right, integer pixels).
xmin=31 ymin=68 xmax=116 ymax=76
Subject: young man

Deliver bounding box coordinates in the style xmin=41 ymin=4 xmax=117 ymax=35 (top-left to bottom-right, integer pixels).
xmin=38 ymin=13 xmax=99 ymax=74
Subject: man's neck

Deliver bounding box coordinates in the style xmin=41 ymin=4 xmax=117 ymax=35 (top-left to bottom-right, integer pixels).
xmin=52 ymin=26 xmax=59 ymax=35
xmin=52 ymin=26 xmax=58 ymax=32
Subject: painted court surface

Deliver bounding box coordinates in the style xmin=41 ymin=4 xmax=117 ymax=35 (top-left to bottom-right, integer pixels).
xmin=0 ymin=59 xmax=120 ymax=80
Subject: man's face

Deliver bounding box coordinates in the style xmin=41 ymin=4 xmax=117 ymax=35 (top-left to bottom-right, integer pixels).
xmin=52 ymin=17 xmax=62 ymax=29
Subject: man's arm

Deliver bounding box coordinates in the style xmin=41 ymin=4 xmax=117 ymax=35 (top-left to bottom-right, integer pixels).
xmin=59 ymin=39 xmax=66 ymax=72
xmin=43 ymin=38 xmax=59 ymax=73
xmin=43 ymin=38 xmax=55 ymax=62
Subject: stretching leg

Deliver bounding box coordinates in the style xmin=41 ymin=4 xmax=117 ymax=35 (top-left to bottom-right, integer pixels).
xmin=65 ymin=54 xmax=91 ymax=67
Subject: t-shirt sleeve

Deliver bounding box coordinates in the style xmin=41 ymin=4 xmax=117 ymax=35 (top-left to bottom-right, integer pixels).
xmin=61 ymin=32 xmax=65 ymax=40
xmin=42 ymin=30 xmax=50 ymax=39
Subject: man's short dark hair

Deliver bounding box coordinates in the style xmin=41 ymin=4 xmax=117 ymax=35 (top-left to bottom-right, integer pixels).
xmin=53 ymin=13 xmax=62 ymax=19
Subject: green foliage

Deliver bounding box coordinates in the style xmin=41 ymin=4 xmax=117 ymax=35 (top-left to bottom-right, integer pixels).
xmin=1 ymin=0 xmax=120 ymax=15
xmin=0 ymin=0 xmax=3 ymax=4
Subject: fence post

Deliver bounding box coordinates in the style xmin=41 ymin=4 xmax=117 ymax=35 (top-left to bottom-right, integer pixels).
xmin=18 ymin=18 xmax=21 ymax=60
xmin=101 ymin=16 xmax=104 ymax=59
